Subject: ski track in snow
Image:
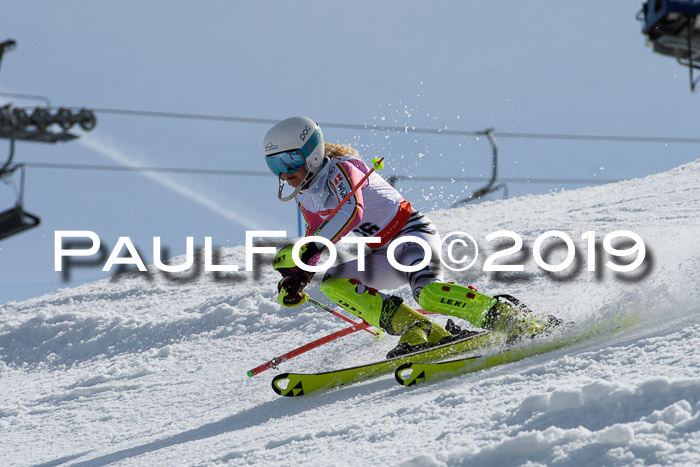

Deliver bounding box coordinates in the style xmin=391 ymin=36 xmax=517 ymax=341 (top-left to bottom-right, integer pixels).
xmin=1 ymin=159 xmax=699 ymax=466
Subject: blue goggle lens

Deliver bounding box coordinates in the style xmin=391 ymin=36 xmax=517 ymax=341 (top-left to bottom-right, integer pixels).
xmin=265 ymin=150 xmax=305 ymax=176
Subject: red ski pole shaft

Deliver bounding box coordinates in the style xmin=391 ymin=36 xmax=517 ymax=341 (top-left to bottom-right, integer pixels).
xmin=312 ymin=157 xmax=384 ymax=235
xmin=253 ymin=159 xmax=387 ymax=377
xmin=247 ymin=320 xmax=372 ymax=377
xmin=306 ymin=296 xmax=378 ymax=336
xmin=274 ymin=159 xmax=384 ymax=341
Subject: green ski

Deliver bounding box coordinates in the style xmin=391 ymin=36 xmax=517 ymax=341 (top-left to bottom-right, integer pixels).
xmin=394 ymin=314 xmax=639 ymax=387
xmin=395 ymin=337 xmax=571 ymax=386
xmin=271 ymin=330 xmax=502 ymax=397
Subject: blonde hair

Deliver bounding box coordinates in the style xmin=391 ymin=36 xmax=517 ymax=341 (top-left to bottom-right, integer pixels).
xmin=324 ymin=142 xmax=361 ymax=160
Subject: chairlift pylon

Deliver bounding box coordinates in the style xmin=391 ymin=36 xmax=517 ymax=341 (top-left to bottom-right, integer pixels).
xmin=452 ymin=128 xmax=508 ymax=207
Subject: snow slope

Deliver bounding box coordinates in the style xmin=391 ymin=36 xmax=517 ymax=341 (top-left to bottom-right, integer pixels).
xmin=2 ymin=159 xmax=700 ymax=466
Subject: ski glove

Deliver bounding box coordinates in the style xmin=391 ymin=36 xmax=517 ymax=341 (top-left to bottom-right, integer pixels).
xmin=277 ymin=270 xmax=313 ymax=307
xmin=273 ymin=242 xmax=322 ymax=276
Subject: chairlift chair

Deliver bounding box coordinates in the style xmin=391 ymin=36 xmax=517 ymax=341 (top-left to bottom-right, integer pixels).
xmin=0 ymin=203 xmax=40 ymax=241
xmin=640 ymin=0 xmax=700 ymax=91
xmin=0 ymin=132 xmax=40 ymax=240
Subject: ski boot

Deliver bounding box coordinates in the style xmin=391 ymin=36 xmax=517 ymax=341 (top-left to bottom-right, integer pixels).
xmin=418 ymin=282 xmax=498 ymax=325
xmin=419 ymin=282 xmax=560 ymax=343
xmin=320 ymin=278 xmax=453 ymax=358
xmin=483 ymin=295 xmax=562 ymax=344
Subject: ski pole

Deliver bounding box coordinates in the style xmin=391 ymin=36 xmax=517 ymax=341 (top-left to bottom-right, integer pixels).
xmin=306 ymin=295 xmax=381 ymax=337
xmin=291 ymin=157 xmax=386 ymax=335
xmin=247 ymin=320 xmax=372 ymax=377
xmin=260 ymin=158 xmax=388 ymax=376
xmin=248 ymin=309 xmax=443 ymax=377
xmin=311 ymin=157 xmax=384 ymax=236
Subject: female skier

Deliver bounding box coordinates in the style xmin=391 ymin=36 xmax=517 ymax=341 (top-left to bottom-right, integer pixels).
xmin=264 ymin=116 xmax=556 ymax=358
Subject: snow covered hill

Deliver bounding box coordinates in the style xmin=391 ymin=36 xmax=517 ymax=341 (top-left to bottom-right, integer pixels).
xmin=2 ymin=159 xmax=700 ymax=466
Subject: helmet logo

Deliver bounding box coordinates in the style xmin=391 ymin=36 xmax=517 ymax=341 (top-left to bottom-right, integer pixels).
xmin=265 ymin=142 xmax=278 ymax=152
xmin=299 ymin=129 xmax=321 ymax=158
xmin=299 ymin=125 xmax=311 ymax=141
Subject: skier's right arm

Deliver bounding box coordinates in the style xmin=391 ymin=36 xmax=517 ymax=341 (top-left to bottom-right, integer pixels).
xmin=276 ymin=272 xmax=311 ymax=307
xmin=272 ymin=244 xmax=315 ymax=307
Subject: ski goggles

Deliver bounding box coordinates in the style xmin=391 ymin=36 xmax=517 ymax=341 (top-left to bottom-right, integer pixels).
xmin=265 ymin=150 xmax=306 ymax=177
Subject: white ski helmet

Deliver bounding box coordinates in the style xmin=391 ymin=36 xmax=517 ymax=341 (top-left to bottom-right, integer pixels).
xmin=263 ymin=116 xmax=325 ymax=201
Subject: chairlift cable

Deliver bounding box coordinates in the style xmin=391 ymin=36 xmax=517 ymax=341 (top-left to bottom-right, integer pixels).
xmin=41 ymin=106 xmax=700 ymax=145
